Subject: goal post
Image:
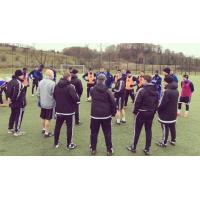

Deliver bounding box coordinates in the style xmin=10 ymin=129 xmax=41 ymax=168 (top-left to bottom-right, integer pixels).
xmin=59 ymin=64 xmax=86 ymax=75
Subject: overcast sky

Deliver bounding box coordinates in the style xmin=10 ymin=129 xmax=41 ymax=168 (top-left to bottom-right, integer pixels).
xmin=33 ymin=43 xmax=200 ymax=57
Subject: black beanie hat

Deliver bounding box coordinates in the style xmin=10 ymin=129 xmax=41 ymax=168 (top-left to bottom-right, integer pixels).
xmin=164 ymin=75 xmax=173 ymax=84
xmin=40 ymin=64 xmax=44 ymax=68
xmin=183 ymin=74 xmax=189 ymax=79
xmin=163 ymin=67 xmax=170 ymax=74
xmin=15 ymin=69 xmax=23 ymax=77
xmin=72 ymin=69 xmax=78 ymax=74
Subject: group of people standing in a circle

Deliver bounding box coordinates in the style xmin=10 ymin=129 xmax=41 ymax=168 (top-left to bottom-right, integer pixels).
xmin=0 ymin=65 xmax=194 ymax=155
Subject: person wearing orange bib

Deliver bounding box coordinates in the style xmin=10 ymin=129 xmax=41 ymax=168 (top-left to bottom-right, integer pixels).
xmin=124 ymin=70 xmax=137 ymax=107
xmin=136 ymin=71 xmax=145 ymax=91
xmin=22 ymin=68 xmax=30 ymax=94
xmin=82 ymin=68 xmax=96 ymax=101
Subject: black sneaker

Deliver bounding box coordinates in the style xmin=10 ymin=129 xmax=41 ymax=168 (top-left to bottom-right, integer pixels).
xmin=67 ymin=143 xmax=77 ymax=150
xmin=107 ymin=148 xmax=114 ymax=156
xmin=156 ymin=142 xmax=167 ymax=148
xmin=44 ymin=132 xmax=53 ymax=138
xmin=169 ymin=141 xmax=176 ymax=146
xmin=127 ymin=146 xmax=136 ymax=153
xmin=75 ymin=122 xmax=82 ymax=126
xmin=121 ymin=120 xmax=126 ymax=124
xmin=41 ymin=130 xmax=45 ymax=134
xmin=143 ymin=149 xmax=150 ymax=155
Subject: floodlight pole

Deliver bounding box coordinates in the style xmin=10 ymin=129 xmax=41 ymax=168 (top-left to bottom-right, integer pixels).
xmin=11 ymin=47 xmax=14 ymax=74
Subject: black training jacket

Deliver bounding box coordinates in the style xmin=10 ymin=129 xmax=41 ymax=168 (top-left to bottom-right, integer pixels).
xmin=90 ymin=83 xmax=117 ymax=118
xmin=71 ymin=74 xmax=83 ymax=102
xmin=133 ymin=83 xmax=159 ymax=115
xmin=53 ymin=78 xmax=79 ymax=115
xmin=158 ymin=82 xmax=179 ymax=123
xmin=7 ymin=76 xmax=26 ymax=108
xmin=113 ymin=78 xmax=125 ymax=98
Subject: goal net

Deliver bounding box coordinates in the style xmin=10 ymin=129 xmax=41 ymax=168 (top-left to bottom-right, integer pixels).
xmin=59 ymin=64 xmax=85 ymax=75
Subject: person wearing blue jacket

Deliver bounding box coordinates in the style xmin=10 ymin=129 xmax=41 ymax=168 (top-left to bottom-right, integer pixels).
xmin=96 ymin=67 xmax=107 ymax=80
xmin=105 ymin=69 xmax=114 ymax=89
xmin=152 ymin=70 xmax=162 ymax=99
xmin=29 ymin=65 xmax=43 ymax=96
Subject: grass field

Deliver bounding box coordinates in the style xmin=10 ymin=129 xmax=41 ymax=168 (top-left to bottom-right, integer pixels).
xmin=0 ymin=74 xmax=199 ymax=156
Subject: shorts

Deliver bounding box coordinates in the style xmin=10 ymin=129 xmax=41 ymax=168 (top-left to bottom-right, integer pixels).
xmin=179 ymin=96 xmax=191 ymax=105
xmin=40 ymin=108 xmax=54 ymax=120
xmin=115 ymin=96 xmax=124 ymax=110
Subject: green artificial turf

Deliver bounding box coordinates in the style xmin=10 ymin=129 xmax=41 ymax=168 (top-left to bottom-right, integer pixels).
xmin=0 ymin=74 xmax=199 ymax=156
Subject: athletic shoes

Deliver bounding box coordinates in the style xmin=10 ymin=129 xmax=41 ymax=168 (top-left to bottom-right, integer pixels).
xmin=156 ymin=142 xmax=167 ymax=148
xmin=31 ymin=94 xmax=34 ymax=97
xmin=127 ymin=146 xmax=136 ymax=153
xmin=13 ymin=131 xmax=25 ymax=137
xmin=169 ymin=141 xmax=176 ymax=146
xmin=121 ymin=120 xmax=126 ymax=123
xmin=143 ymin=149 xmax=150 ymax=155
xmin=44 ymin=132 xmax=53 ymax=138
xmin=41 ymin=129 xmax=46 ymax=134
xmin=54 ymin=144 xmax=60 ymax=149
xmin=75 ymin=121 xmax=82 ymax=126
xmin=8 ymin=129 xmax=15 ymax=134
xmin=116 ymin=119 xmax=121 ymax=125
xmin=67 ymin=143 xmax=77 ymax=150
xmin=86 ymin=97 xmax=91 ymax=102
xmin=90 ymin=149 xmax=97 ymax=156
xmin=107 ymin=148 xmax=114 ymax=156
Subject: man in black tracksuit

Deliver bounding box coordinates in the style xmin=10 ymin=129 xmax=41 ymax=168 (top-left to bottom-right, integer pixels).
xmin=53 ymin=72 xmax=79 ymax=149
xmin=127 ymin=75 xmax=159 ymax=155
xmin=90 ymin=74 xmax=117 ymax=156
xmin=71 ymin=69 xmax=83 ymax=125
xmin=112 ymin=71 xmax=126 ymax=124
xmin=6 ymin=70 xmax=26 ymax=136
xmin=157 ymin=75 xmax=179 ymax=147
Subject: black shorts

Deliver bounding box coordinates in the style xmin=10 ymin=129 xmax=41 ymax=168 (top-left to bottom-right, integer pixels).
xmin=40 ymin=108 xmax=54 ymax=120
xmin=33 ymin=79 xmax=39 ymax=86
xmin=179 ymin=96 xmax=191 ymax=105
xmin=115 ymin=96 xmax=124 ymax=110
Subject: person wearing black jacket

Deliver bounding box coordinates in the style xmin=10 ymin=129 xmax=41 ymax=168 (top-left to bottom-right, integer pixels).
xmin=53 ymin=72 xmax=79 ymax=149
xmin=112 ymin=70 xmax=126 ymax=124
xmin=127 ymin=75 xmax=159 ymax=155
xmin=156 ymin=75 xmax=179 ymax=147
xmin=90 ymin=74 xmax=117 ymax=156
xmin=6 ymin=70 xmax=26 ymax=136
xmin=71 ymin=69 xmax=83 ymax=125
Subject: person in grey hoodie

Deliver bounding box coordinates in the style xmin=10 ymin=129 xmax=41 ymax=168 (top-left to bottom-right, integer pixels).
xmin=37 ymin=69 xmax=56 ymax=137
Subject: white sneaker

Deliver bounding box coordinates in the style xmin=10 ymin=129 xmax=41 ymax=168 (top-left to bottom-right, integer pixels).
xmin=8 ymin=129 xmax=14 ymax=134
xmin=31 ymin=94 xmax=34 ymax=97
xmin=13 ymin=131 xmax=25 ymax=136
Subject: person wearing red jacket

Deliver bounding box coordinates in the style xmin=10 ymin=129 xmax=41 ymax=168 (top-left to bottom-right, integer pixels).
xmin=177 ymin=74 xmax=194 ymax=117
